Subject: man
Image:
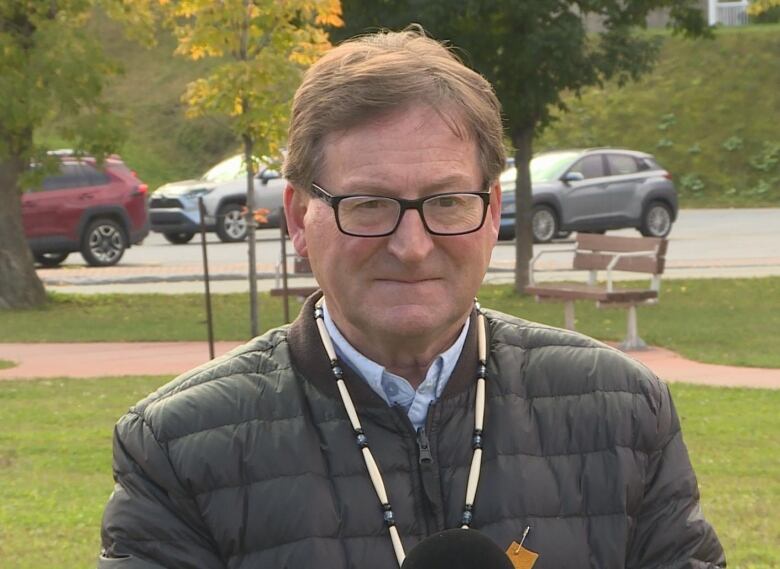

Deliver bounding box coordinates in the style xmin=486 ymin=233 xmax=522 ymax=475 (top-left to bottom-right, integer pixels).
xmin=99 ymin=28 xmax=725 ymax=568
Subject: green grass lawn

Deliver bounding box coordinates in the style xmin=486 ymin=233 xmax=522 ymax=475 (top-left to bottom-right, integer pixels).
xmin=1 ymin=277 xmax=778 ymax=368
xmin=0 ymin=377 xmax=776 ymax=568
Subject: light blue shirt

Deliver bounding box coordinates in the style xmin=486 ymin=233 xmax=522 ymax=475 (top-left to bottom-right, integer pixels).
xmin=322 ymin=302 xmax=470 ymax=431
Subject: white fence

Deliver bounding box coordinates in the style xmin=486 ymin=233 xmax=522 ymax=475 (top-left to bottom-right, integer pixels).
xmin=708 ymin=0 xmax=750 ymax=26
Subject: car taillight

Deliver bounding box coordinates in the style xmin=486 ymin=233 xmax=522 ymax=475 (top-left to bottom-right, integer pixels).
xmin=135 ymin=184 xmax=148 ymax=195
xmin=663 ymin=172 xmax=673 ymax=180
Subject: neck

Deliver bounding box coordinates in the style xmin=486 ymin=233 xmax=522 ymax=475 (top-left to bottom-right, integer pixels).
xmin=325 ymin=302 xmax=470 ymax=389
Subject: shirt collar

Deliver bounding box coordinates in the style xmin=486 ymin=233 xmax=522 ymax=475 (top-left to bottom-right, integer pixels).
xmin=321 ymin=300 xmax=470 ymax=408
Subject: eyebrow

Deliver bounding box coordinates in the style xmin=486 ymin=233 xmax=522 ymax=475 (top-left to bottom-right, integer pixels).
xmin=339 ymin=174 xmax=480 ymax=195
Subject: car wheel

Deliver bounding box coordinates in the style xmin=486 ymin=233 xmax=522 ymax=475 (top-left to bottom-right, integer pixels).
xmin=216 ymin=204 xmax=248 ymax=242
xmin=163 ymin=231 xmax=195 ymax=245
xmin=555 ymin=231 xmax=572 ymax=240
xmin=34 ymin=252 xmax=69 ymax=267
xmin=532 ymin=205 xmax=558 ymax=243
xmin=81 ymin=218 xmax=126 ymax=267
xmin=498 ymin=225 xmax=515 ymax=241
xmin=640 ymin=201 xmax=673 ymax=238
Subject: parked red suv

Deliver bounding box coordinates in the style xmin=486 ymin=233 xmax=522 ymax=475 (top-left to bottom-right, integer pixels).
xmin=22 ymin=154 xmax=149 ymax=267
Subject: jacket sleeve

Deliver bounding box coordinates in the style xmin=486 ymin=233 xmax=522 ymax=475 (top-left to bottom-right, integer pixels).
xmin=627 ymin=381 xmax=726 ymax=569
xmin=99 ymin=410 xmax=224 ymax=569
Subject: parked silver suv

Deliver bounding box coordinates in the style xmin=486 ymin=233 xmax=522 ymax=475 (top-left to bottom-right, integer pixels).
xmin=148 ymin=154 xmax=286 ymax=244
xmin=499 ymin=148 xmax=678 ymax=242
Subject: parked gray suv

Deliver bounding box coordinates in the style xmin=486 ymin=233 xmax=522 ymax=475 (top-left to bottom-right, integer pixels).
xmin=148 ymin=154 xmax=286 ymax=244
xmin=499 ymin=148 xmax=678 ymax=242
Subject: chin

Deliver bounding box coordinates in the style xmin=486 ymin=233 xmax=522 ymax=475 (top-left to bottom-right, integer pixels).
xmin=369 ymin=303 xmax=463 ymax=336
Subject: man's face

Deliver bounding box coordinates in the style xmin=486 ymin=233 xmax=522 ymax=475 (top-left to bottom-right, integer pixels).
xmin=285 ymin=104 xmax=500 ymax=347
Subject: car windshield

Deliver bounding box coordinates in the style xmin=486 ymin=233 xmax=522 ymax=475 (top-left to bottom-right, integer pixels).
xmin=201 ymin=155 xmax=247 ymax=183
xmin=530 ymin=151 xmax=581 ymax=182
xmin=500 ymin=151 xmax=582 ymax=186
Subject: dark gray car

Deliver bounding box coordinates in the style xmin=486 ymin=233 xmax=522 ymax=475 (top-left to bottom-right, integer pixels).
xmin=499 ymin=148 xmax=678 ymax=242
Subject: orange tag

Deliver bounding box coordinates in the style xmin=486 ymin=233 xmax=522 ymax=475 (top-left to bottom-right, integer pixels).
xmin=506 ymin=540 xmax=539 ymax=569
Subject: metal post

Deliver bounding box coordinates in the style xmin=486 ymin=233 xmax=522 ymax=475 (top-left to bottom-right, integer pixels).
xmin=279 ymin=209 xmax=291 ymax=324
xmin=563 ymin=300 xmax=576 ymax=330
xmin=618 ymin=305 xmax=647 ymax=351
xmin=198 ymin=197 xmax=215 ymax=360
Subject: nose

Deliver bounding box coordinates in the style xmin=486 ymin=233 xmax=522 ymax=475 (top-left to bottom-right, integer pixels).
xmin=386 ymin=208 xmax=435 ymax=263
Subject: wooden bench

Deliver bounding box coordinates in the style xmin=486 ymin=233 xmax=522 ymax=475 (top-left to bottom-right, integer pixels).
xmin=525 ymin=233 xmax=668 ymax=350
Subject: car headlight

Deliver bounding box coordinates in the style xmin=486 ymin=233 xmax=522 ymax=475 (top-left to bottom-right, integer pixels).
xmin=183 ymin=188 xmax=213 ymax=199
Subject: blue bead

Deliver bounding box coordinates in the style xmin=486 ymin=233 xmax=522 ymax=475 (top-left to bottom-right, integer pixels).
xmin=314 ymin=308 xmax=323 ymax=318
xmin=383 ymin=510 xmax=395 ymax=525
xmin=356 ymin=434 xmax=369 ymax=448
xmin=332 ymin=365 xmax=343 ymax=378
xmin=472 ymin=434 xmax=483 ymax=449
xmin=461 ymin=510 xmax=473 ymax=525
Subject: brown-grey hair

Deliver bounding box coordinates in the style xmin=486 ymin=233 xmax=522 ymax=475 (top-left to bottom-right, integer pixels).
xmin=283 ymin=26 xmax=506 ymax=192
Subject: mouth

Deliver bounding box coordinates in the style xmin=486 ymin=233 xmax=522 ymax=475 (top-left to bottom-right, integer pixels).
xmin=375 ymin=277 xmax=441 ymax=285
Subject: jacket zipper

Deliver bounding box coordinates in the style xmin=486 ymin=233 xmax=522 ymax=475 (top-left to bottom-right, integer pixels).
xmin=417 ymin=427 xmax=433 ymax=464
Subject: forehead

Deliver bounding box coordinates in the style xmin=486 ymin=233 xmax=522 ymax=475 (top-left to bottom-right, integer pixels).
xmin=318 ymin=104 xmax=481 ymax=193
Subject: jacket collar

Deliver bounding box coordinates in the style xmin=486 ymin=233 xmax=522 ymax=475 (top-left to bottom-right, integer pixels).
xmin=286 ymin=292 xmax=482 ymax=409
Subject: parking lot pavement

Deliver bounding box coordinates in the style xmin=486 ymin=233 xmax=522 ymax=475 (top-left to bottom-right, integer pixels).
xmin=37 ymin=252 xmax=780 ymax=295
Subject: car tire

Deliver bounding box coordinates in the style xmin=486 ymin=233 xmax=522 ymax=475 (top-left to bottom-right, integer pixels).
xmin=532 ymin=205 xmax=558 ymax=243
xmin=639 ymin=201 xmax=673 ymax=238
xmin=498 ymin=225 xmax=515 ymax=241
xmin=555 ymin=231 xmax=572 ymax=240
xmin=81 ymin=218 xmax=126 ymax=267
xmin=34 ymin=252 xmax=69 ymax=267
xmin=163 ymin=231 xmax=195 ymax=245
xmin=216 ymin=203 xmax=248 ymax=243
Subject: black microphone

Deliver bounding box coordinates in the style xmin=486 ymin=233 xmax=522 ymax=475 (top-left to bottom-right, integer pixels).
xmin=402 ymin=528 xmax=514 ymax=569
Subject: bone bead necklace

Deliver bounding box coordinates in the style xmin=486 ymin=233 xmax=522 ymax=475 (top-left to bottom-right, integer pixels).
xmin=313 ymin=298 xmax=488 ymax=567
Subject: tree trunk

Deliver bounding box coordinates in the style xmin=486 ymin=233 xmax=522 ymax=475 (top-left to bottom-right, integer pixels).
xmin=512 ymin=125 xmax=534 ymax=294
xmin=243 ymin=132 xmax=259 ymax=337
xmin=0 ymin=154 xmax=47 ymax=309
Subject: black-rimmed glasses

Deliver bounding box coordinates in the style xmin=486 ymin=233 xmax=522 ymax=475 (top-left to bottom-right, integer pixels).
xmin=310 ymin=182 xmax=491 ymax=237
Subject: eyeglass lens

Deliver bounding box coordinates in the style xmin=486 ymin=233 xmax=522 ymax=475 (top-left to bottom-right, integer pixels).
xmin=338 ymin=193 xmax=486 ymax=236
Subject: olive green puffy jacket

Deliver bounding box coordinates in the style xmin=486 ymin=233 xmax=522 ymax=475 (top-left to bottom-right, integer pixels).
xmin=99 ymin=296 xmax=725 ymax=569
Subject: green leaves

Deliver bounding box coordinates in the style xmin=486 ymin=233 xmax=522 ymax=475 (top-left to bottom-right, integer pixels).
xmin=0 ymin=0 xmax=126 ymax=162
xmin=166 ymin=0 xmax=341 ymax=163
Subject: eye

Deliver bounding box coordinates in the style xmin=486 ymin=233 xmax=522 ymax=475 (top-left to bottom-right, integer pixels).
xmin=428 ymin=195 xmax=465 ymax=208
xmin=354 ymin=199 xmax=387 ymax=209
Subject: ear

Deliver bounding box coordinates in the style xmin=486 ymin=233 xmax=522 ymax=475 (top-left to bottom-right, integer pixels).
xmin=487 ymin=180 xmax=502 ymax=239
xmin=283 ymin=183 xmax=310 ymax=257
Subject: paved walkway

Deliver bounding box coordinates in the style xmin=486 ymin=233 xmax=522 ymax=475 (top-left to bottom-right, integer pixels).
xmin=1 ymin=341 xmax=778 ymax=389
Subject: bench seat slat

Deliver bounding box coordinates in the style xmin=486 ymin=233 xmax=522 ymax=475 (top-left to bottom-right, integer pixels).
xmin=526 ymin=283 xmax=658 ymax=302
xmin=576 ymin=233 xmax=667 ymax=253
xmin=270 ymin=286 xmax=319 ymax=297
xmin=573 ymin=252 xmax=665 ymax=274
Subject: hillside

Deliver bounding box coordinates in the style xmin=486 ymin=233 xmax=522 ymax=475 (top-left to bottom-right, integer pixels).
xmin=73 ymin=21 xmax=780 ymax=206
xmin=536 ymin=25 xmax=780 ymax=207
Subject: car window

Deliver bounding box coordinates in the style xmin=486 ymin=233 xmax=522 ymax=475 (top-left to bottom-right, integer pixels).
xmin=41 ymin=163 xmax=89 ymax=191
xmin=83 ymin=164 xmax=111 ymax=186
xmin=607 ymin=154 xmax=640 ymax=176
xmin=640 ymin=157 xmax=662 ymax=171
xmin=568 ymin=155 xmax=605 ymax=179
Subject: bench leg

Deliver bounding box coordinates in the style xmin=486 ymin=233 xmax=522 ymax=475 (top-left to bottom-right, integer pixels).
xmin=563 ymin=300 xmax=576 ymax=331
xmin=618 ymin=305 xmax=647 ymax=351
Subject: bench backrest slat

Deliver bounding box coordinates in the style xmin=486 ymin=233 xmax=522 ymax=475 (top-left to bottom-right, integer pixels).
xmin=572 ymin=234 xmax=667 ymax=274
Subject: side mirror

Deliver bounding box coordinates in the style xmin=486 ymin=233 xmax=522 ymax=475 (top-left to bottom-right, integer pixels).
xmin=561 ymin=171 xmax=585 ymax=184
xmin=257 ymin=168 xmax=280 ymax=186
